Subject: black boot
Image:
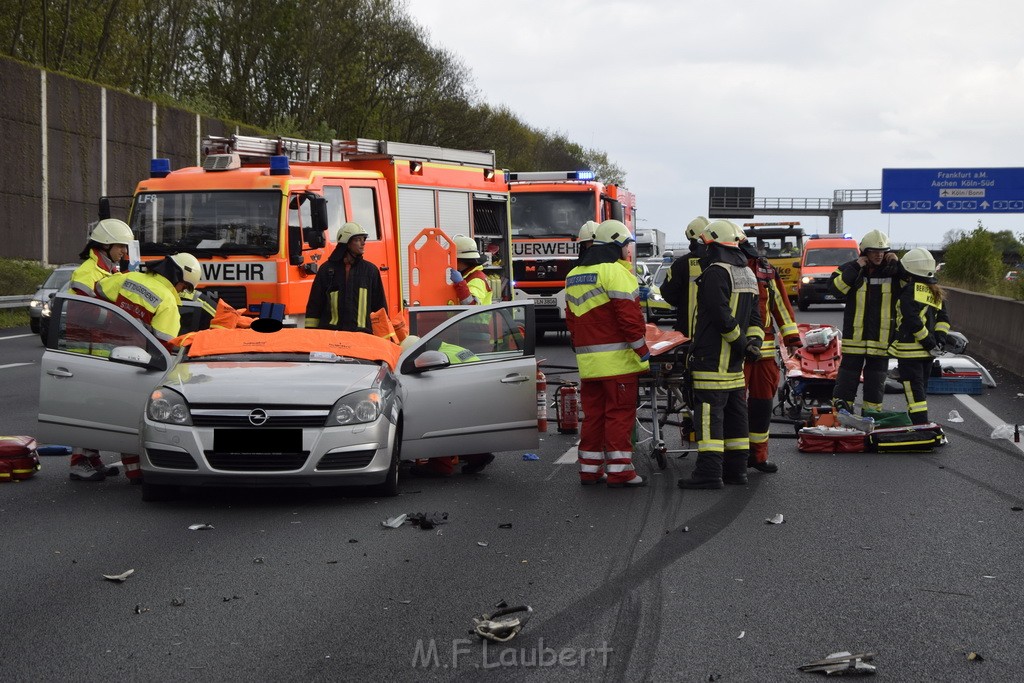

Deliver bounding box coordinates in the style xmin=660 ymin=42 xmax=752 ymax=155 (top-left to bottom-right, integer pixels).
xmin=678 ymin=453 xmax=724 ymax=490
xmin=723 ymin=452 xmax=748 ymax=485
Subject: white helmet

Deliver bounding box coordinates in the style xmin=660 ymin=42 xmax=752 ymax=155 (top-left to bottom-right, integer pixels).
xmin=91 ymin=219 xmax=133 ymax=246
xmin=593 ymin=220 xmax=633 ymax=247
xmin=170 ymin=253 xmax=202 ymax=291
xmin=336 ymin=222 xmax=368 ymax=244
xmin=685 ymin=216 xmax=709 ymax=241
xmin=400 ymin=335 xmax=420 ymax=351
xmin=453 ymin=235 xmax=481 ymax=260
xmin=901 ymin=247 xmax=937 ymax=282
xmin=860 ymin=229 xmax=890 ymax=253
xmin=699 ymin=220 xmax=745 ymax=248
xmin=577 ymin=221 xmax=599 ymax=242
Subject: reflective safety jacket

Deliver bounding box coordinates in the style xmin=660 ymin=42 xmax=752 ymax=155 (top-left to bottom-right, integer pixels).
xmin=565 ymin=244 xmax=649 ymax=380
xmin=453 ymin=266 xmax=492 ymax=306
xmin=439 ymin=341 xmax=480 ymax=364
xmin=889 ymin=281 xmax=951 ymax=359
xmin=829 ymin=259 xmax=903 ymax=356
xmin=660 ymin=242 xmax=703 ymax=337
xmin=70 ymin=248 xmax=119 ymax=297
xmin=97 ymin=271 xmax=183 ymax=345
xmin=689 ymin=247 xmax=764 ymax=392
xmin=305 ymin=252 xmax=387 ymax=334
xmin=748 ymin=257 xmax=800 ymax=359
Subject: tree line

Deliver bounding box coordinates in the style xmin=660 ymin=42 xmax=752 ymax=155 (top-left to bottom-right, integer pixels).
xmin=1 ymin=0 xmax=624 ymax=182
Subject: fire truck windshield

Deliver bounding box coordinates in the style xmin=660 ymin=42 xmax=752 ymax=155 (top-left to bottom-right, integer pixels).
xmin=131 ymin=191 xmax=281 ymax=256
xmin=510 ymin=191 xmax=596 ymax=238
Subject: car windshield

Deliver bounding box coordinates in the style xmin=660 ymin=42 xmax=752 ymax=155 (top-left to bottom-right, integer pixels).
xmin=130 ymin=191 xmax=281 ymax=257
xmin=804 ymin=248 xmax=859 ymax=267
xmin=511 ymin=191 xmax=596 ymax=237
xmin=43 ymin=268 xmax=75 ymax=289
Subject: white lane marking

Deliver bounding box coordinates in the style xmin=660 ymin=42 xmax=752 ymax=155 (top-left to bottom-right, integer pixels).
xmin=0 ymin=363 xmax=33 ymax=370
xmin=955 ymin=394 xmax=1024 ymax=454
xmin=0 ymin=334 xmax=34 ymax=341
xmin=555 ymin=445 xmax=578 ymax=465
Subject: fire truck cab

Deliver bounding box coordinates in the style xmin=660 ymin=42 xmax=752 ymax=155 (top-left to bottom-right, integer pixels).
xmin=104 ymin=135 xmax=512 ymax=327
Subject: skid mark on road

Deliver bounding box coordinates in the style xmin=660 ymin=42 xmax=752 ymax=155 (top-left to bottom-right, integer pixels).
xmin=955 ymin=394 xmax=1024 ymax=454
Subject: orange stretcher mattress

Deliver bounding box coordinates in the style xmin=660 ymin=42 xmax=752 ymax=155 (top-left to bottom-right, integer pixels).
xmin=182 ymin=328 xmax=402 ymax=369
xmin=644 ymin=324 xmax=689 ymax=357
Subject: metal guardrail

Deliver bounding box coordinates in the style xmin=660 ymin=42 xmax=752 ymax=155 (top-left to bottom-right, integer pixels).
xmin=0 ymin=295 xmax=32 ymax=310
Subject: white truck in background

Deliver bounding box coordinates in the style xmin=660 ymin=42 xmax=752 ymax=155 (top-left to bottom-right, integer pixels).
xmin=635 ymin=227 xmax=666 ymax=259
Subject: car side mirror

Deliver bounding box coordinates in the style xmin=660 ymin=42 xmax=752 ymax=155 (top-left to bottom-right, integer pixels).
xmin=303 ymin=226 xmax=325 ymax=249
xmin=792 ymin=261 xmax=800 ymax=268
xmin=412 ymin=350 xmax=450 ymax=372
xmin=110 ymin=346 xmax=153 ymax=368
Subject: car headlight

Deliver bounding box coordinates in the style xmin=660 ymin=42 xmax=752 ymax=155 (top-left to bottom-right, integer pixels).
xmin=331 ymin=389 xmax=382 ymax=425
xmin=147 ymin=388 xmax=193 ymax=425
xmin=800 ymin=276 xmax=812 ymax=284
xmin=29 ymin=299 xmax=42 ymax=310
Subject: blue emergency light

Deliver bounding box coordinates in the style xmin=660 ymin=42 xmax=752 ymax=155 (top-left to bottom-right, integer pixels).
xmin=150 ymin=158 xmax=171 ymax=178
xmin=269 ymin=155 xmax=290 ymax=176
xmin=574 ymin=170 xmax=596 ymax=181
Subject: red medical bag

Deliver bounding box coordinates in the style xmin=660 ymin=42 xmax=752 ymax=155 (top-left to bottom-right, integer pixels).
xmin=0 ymin=436 xmax=42 ymax=481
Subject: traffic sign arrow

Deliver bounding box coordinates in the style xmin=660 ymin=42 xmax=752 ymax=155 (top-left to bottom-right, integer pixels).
xmin=888 ymin=201 xmax=898 ymax=209
xmin=934 ymin=201 xmax=944 ymax=209
xmin=981 ymin=201 xmax=990 ymax=209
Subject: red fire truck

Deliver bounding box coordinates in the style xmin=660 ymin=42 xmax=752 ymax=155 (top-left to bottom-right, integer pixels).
xmin=508 ymin=171 xmax=637 ymax=334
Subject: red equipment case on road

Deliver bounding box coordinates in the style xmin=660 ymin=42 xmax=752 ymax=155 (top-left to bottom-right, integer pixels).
xmin=0 ymin=436 xmax=41 ymax=481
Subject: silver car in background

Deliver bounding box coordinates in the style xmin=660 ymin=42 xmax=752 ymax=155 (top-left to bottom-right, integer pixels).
xmin=38 ymin=294 xmax=538 ymax=501
xmin=28 ymin=264 xmax=77 ymax=333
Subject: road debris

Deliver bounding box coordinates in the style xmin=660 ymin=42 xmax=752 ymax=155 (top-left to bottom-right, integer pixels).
xmin=102 ymin=569 xmax=134 ymax=582
xmin=738 ymin=631 xmax=745 ymax=639
xmin=1011 ymin=506 xmax=1023 ymax=512
xmin=381 ymin=514 xmax=408 ymax=529
xmin=967 ymin=651 xmax=984 ymax=662
xmin=798 ymin=651 xmax=876 ymax=675
xmin=766 ymin=514 xmax=785 ymax=525
xmin=522 ymin=453 xmax=540 ymax=461
xmin=188 ymin=523 xmax=214 ymax=531
xmin=947 ymin=410 xmax=964 ymax=423
xmin=408 ymin=511 xmax=448 ymax=530
xmin=498 ymin=523 xmax=513 ymax=529
xmin=134 ymin=604 xmax=149 ymax=614
xmin=477 ymin=541 xmax=489 ymax=547
xmin=470 ymin=604 xmax=533 ymax=642
xmin=171 ymin=597 xmax=185 ymax=607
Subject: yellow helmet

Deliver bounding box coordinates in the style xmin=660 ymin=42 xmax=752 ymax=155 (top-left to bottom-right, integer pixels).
xmin=860 ymin=229 xmax=890 ymax=253
xmin=577 ymin=221 xmax=599 ymax=242
xmin=336 ymin=222 xmax=368 ymax=244
xmin=90 ymin=219 xmax=133 ymax=246
xmin=169 ymin=252 xmax=202 ymax=291
xmin=593 ymin=220 xmax=633 ymax=246
xmin=453 ymin=235 xmax=481 ymax=260
xmin=699 ymin=220 xmax=745 ymax=248
xmin=685 ymin=216 xmax=709 ymax=241
xmin=901 ymin=247 xmax=937 ymax=282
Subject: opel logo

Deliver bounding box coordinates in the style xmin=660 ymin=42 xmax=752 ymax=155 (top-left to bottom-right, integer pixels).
xmin=248 ymin=409 xmax=269 ymax=426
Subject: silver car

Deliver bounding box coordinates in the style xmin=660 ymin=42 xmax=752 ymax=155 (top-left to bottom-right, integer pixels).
xmin=38 ymin=294 xmax=538 ymax=501
xmin=28 ymin=264 xmax=78 ymax=333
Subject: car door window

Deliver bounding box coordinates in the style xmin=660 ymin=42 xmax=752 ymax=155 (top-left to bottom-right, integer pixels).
xmin=58 ymin=297 xmax=154 ymax=358
xmin=409 ymin=304 xmax=530 ymax=362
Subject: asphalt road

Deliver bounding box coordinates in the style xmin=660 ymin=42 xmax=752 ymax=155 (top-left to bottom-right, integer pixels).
xmin=2 ymin=307 xmax=1023 ymax=681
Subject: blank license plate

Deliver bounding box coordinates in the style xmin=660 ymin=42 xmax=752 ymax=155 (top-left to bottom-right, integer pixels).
xmin=214 ymin=429 xmax=302 ymax=454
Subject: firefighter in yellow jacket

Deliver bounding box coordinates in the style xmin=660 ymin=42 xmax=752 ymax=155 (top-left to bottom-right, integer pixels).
xmin=565 ymin=220 xmax=650 ymax=488
xmin=66 ymin=219 xmax=134 ymax=482
xmin=679 ymin=221 xmax=764 ymax=490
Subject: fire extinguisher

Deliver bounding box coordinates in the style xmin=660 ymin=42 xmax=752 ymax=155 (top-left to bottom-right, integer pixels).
xmin=536 ymin=367 xmax=548 ymax=432
xmin=555 ymin=382 xmax=580 ymax=434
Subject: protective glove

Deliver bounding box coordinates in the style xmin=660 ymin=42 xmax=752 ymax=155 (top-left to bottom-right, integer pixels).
xmin=920 ymin=335 xmax=937 ymax=351
xmin=448 ymin=268 xmax=464 ymax=284
xmin=934 ymin=330 xmax=948 ymax=347
xmin=638 ymin=286 xmax=650 ymax=301
xmin=744 ymin=336 xmax=762 ymax=362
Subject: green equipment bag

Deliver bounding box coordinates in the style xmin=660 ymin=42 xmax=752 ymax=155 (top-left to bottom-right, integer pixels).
xmin=862 ymin=410 xmax=912 ymax=428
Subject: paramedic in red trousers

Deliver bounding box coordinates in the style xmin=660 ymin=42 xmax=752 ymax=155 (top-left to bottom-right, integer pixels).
xmin=565 ymin=219 xmax=649 ymax=488
xmin=888 ymin=248 xmax=951 ymax=425
xmin=411 ymin=234 xmax=495 ymax=476
xmin=305 ymin=222 xmax=387 ymax=333
xmin=66 ymin=219 xmax=133 ymax=482
xmin=95 ymin=252 xmax=201 ymax=483
xmin=659 ymin=216 xmax=709 ymax=338
xmin=679 ymin=221 xmax=764 ymax=490
xmin=829 ymin=230 xmax=903 ymax=415
xmin=740 ymin=239 xmax=801 ymax=474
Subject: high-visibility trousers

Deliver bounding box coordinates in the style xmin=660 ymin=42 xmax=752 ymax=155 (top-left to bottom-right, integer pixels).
xmin=578 ymin=375 xmax=639 ymax=485
xmin=744 ymin=357 xmax=779 ymax=465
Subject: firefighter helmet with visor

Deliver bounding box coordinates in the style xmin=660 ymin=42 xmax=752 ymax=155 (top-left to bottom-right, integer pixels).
xmin=453 ymin=235 xmax=481 ymax=260
xmin=90 ymin=219 xmax=134 ymax=246
xmin=860 ymin=229 xmax=890 ymax=253
xmin=577 ymin=221 xmax=599 ymax=243
xmin=337 ymin=222 xmax=369 ymax=245
xmin=593 ymin=220 xmax=634 ymax=247
xmin=699 ymin=220 xmax=745 ymax=248
xmin=901 ymin=247 xmax=937 ymax=282
xmin=685 ymin=216 xmax=710 ymax=241
xmin=169 ymin=253 xmax=202 ymax=291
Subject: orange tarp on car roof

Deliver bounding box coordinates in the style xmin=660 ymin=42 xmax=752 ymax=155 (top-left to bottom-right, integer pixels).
xmin=183 ymin=328 xmax=401 ymax=369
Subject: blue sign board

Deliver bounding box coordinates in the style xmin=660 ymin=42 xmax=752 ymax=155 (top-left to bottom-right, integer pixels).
xmin=881 ymin=167 xmax=1024 ymax=213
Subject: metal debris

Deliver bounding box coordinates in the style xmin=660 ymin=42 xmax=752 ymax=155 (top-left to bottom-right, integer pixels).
xmin=477 ymin=541 xmax=489 ymax=547
xmin=102 ymin=569 xmax=134 ymax=582
xmin=171 ymin=597 xmax=186 ymax=607
xmin=799 ymin=651 xmax=876 ymax=675
xmin=188 ymin=523 xmax=214 ymax=531
xmin=470 ymin=604 xmax=533 ymax=642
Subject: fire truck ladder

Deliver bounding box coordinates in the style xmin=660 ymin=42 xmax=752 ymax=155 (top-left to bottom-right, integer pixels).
xmin=202 ymin=134 xmax=496 ymax=169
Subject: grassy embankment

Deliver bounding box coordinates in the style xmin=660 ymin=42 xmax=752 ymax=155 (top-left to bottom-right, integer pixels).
xmin=0 ymin=258 xmax=53 ymax=329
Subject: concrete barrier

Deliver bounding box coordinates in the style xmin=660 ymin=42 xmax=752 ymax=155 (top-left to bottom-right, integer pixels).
xmin=945 ymin=286 xmax=1024 ymax=378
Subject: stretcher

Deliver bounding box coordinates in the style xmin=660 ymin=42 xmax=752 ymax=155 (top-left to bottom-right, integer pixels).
xmin=776 ymin=323 xmax=842 ymax=423
xmin=635 ymin=325 xmax=697 ymax=469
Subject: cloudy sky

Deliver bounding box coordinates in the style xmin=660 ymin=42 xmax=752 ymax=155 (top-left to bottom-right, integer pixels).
xmin=406 ymin=0 xmax=1024 ymax=247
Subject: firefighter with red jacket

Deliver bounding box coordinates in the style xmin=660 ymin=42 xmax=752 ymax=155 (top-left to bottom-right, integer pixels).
xmin=829 ymin=230 xmax=903 ymax=414
xmin=66 ymin=219 xmax=134 ymax=482
xmin=565 ymin=220 xmax=650 ymax=488
xmin=740 ymin=240 xmax=801 ymax=474
xmin=659 ymin=216 xmax=708 ymax=338
xmin=678 ymin=221 xmax=764 ymax=490
xmin=888 ymin=248 xmax=951 ymax=425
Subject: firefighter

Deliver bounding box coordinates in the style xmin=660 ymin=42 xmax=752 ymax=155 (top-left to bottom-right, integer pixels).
xmin=66 ymin=219 xmax=133 ymax=482
xmin=448 ymin=234 xmax=492 ymax=308
xmin=565 ymin=219 xmax=650 ymax=488
xmin=575 ymin=221 xmax=599 ymax=265
xmin=660 ymin=216 xmax=709 ymax=337
xmin=888 ymin=248 xmax=950 ymax=425
xmin=91 ymin=252 xmax=199 ymax=483
xmin=678 ymin=220 xmax=764 ymax=490
xmin=829 ymin=229 xmax=904 ymax=414
xmin=741 ymin=239 xmax=801 ymax=474
xmin=304 ymin=222 xmax=387 ymax=334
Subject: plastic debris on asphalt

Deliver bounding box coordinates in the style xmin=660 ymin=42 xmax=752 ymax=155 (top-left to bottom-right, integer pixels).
xmin=947 ymin=410 xmax=964 ymax=423
xmin=188 ymin=523 xmax=215 ymax=531
xmin=102 ymin=569 xmax=134 ymax=582
xmin=967 ymin=652 xmax=984 ymax=662
xmin=798 ymin=651 xmax=876 ymax=675
xmin=765 ymin=514 xmax=785 ymax=525
xmin=990 ymin=424 xmax=1015 ymax=440
xmin=522 ymin=453 xmax=540 ymax=461
xmin=498 ymin=523 xmax=513 ymax=529
xmin=381 ymin=514 xmax=408 ymax=529
xmin=408 ymin=511 xmax=448 ymax=530
xmin=477 ymin=541 xmax=489 ymax=547
xmin=470 ymin=604 xmax=533 ymax=642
